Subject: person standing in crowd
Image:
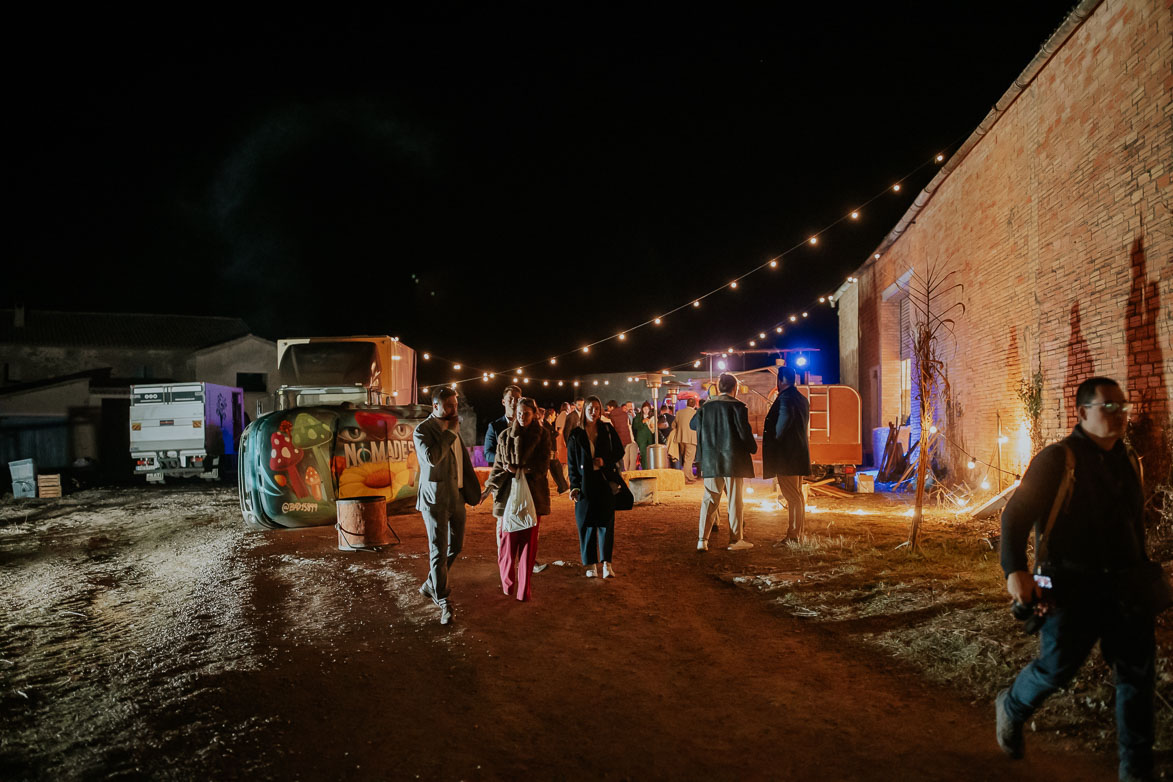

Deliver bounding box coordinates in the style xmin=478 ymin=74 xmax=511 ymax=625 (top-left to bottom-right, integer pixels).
xmin=484 ymin=385 xmax=522 ymax=466
xmin=657 ymin=403 xmax=674 ymax=445
xmin=633 ymin=401 xmax=657 ymax=468
xmin=567 ymin=395 xmax=624 ymax=579
xmin=543 ymin=405 xmax=569 ymax=493
xmin=484 ymin=398 xmax=551 ymax=602
xmin=763 ymin=365 xmax=810 ymax=542
xmin=673 ymin=398 xmax=699 ymax=483
xmin=413 ymin=387 xmax=481 ymax=625
xmin=555 ymin=402 xmax=571 ymax=473
xmin=996 ymin=377 xmax=1156 ymax=782
xmin=692 ymin=373 xmax=757 ymax=551
xmin=564 ymin=397 xmax=584 ymax=444
xmin=606 ymin=399 xmax=639 ymax=472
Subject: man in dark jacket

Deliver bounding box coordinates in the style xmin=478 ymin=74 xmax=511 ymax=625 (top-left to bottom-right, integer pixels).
xmin=483 ymin=385 xmax=521 ymax=466
xmin=762 ymin=365 xmax=810 ymax=542
xmin=692 ymin=373 xmax=757 ymax=551
xmin=995 ymin=377 xmax=1154 ymax=781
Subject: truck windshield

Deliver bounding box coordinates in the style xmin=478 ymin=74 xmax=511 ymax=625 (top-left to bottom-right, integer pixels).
xmin=278 ymin=343 xmax=378 ymax=388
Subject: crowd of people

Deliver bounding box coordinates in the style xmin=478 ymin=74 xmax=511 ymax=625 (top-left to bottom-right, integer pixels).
xmin=410 ymin=372 xmax=1160 ymax=779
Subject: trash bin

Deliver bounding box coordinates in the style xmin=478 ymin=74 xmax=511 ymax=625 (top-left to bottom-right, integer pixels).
xmin=645 ymin=444 xmax=669 ymax=470
xmin=8 ymin=459 xmax=36 ymax=499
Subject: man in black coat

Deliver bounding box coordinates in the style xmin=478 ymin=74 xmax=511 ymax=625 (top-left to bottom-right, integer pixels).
xmin=762 ymin=364 xmax=810 ymax=542
xmin=995 ymin=377 xmax=1155 ymax=781
xmin=691 ymin=373 xmax=757 ymax=551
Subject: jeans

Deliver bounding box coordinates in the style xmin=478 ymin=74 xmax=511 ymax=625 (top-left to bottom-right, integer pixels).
xmin=1002 ymin=587 xmax=1155 ymax=774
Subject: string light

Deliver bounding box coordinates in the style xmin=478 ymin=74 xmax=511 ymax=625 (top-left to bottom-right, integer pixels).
xmin=421 ymin=386 xmax=429 ymax=394
xmin=749 ymin=340 xmax=756 ymax=347
xmin=693 ymin=360 xmax=701 ymax=367
xmin=543 ymin=380 xmax=549 ymax=386
xmin=980 ymin=479 xmax=991 ymax=490
xmin=789 ymin=315 xmax=797 ymax=322
xmin=802 ymin=312 xmax=808 ymax=318
xmin=929 ymin=425 xmax=938 ymax=434
xmin=967 ymin=460 xmax=976 ymax=469
xmin=558 ymin=381 xmax=564 ymax=386
xmin=417 ymin=147 xmax=955 ymax=392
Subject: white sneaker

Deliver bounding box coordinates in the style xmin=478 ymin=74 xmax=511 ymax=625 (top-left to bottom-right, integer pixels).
xmin=602 ymin=562 xmax=617 ymax=578
xmin=727 ymin=539 xmax=754 ymax=551
xmin=697 ymin=540 xmax=708 ymax=551
xmin=585 ymin=565 xmax=598 ymax=578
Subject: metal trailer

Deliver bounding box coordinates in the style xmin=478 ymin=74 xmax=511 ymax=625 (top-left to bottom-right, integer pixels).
xmin=129 ymin=382 xmax=244 ymax=483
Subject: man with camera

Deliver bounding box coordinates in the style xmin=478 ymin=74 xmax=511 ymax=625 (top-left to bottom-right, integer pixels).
xmin=996 ymin=377 xmax=1157 ymax=782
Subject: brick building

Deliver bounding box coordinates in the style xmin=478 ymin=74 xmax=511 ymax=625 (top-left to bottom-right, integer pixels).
xmin=836 ymin=0 xmax=1170 ymax=484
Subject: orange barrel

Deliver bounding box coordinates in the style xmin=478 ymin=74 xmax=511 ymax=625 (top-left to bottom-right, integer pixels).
xmin=336 ymin=496 xmax=392 ymax=550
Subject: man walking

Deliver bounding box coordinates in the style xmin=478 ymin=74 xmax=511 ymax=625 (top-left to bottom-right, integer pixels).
xmin=995 ymin=377 xmax=1156 ymax=781
xmin=607 ymin=399 xmax=639 ymax=472
xmin=414 ymin=387 xmax=481 ymax=625
xmin=673 ymin=398 xmax=699 ymax=483
xmin=484 ymin=385 xmax=522 ymax=466
xmin=762 ymin=365 xmax=809 ymax=541
xmin=692 ymin=373 xmax=757 ymax=551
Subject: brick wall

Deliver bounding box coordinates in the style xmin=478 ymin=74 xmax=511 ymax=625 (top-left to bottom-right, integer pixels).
xmin=843 ymin=0 xmax=1171 ymax=482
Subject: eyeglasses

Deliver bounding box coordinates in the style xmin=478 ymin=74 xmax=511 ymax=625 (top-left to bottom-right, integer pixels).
xmin=1081 ymin=402 xmax=1132 ymax=414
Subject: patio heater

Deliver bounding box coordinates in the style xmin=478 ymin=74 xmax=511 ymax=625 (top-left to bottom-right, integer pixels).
xmin=642 ymin=372 xmax=670 ymax=469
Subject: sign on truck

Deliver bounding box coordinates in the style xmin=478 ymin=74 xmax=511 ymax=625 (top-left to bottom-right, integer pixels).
xmin=130 ymin=382 xmax=244 ymax=482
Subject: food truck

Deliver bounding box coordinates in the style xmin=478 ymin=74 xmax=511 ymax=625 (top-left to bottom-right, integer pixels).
xmin=238 ymin=336 xmax=428 ymax=529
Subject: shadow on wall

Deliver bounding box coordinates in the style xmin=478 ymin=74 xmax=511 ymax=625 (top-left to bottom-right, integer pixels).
xmin=1063 ymin=301 xmax=1096 ymax=430
xmin=1124 ymin=237 xmax=1171 ymax=510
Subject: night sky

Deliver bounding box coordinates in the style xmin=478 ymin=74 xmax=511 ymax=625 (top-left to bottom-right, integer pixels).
xmin=9 ymin=4 xmax=1077 ymax=398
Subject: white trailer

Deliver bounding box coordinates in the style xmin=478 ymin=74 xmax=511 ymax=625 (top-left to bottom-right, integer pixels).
xmin=130 ymin=382 xmax=244 ymax=483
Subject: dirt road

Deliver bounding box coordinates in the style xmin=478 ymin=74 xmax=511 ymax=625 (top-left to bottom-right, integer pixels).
xmin=1 ymin=485 xmax=1120 ymax=780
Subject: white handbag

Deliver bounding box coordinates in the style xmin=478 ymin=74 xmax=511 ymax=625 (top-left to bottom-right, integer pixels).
xmin=502 ymin=473 xmax=537 ymax=533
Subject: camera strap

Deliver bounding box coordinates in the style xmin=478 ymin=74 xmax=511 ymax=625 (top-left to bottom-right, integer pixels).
xmin=1034 ymin=444 xmax=1077 ymax=575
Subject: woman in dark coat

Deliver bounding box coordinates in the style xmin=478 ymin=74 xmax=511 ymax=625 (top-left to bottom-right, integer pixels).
xmin=566 ymin=395 xmax=624 ymax=578
xmin=484 ymin=397 xmax=551 ymax=601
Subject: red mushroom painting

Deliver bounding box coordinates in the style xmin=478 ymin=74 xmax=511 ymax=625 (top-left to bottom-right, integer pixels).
xmin=270 ymin=430 xmax=308 ymax=497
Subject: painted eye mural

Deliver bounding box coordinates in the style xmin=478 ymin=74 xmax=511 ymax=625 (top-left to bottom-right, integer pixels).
xmin=239 ymin=405 xmax=430 ymax=529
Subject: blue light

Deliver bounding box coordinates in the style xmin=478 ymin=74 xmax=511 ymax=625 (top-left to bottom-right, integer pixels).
xmin=795 ymin=355 xmax=808 ymax=367
xmin=717 ymin=360 xmax=727 ymax=370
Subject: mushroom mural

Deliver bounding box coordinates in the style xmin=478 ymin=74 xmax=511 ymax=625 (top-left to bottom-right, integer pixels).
xmin=292 ymin=412 xmax=334 ymax=493
xmin=270 ymin=430 xmax=308 ymax=497
xmin=304 ymin=465 xmax=324 ymax=501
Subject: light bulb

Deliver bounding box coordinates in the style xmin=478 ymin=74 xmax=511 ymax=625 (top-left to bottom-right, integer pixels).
xmin=422 ymin=353 xmax=430 ymax=360
xmin=730 ymin=281 xmax=738 ymax=289
xmin=809 ymin=237 xmax=818 ymax=245
xmin=717 ymin=361 xmax=727 ymax=370
xmin=558 ymin=381 xmax=564 ymax=387
xmin=967 ymin=460 xmax=976 ymax=469
xmin=789 ymin=315 xmax=797 ymax=322
xmin=582 ymin=346 xmax=589 ymax=353
xmin=980 ymin=479 xmax=990 ymax=490
xmin=775 ymin=327 xmax=783 ymax=334
xmin=543 ymin=380 xmax=549 ymax=386
xmin=572 ymin=381 xmax=579 ymax=387
xmin=802 ymin=312 xmax=808 ymax=318
xmin=749 ymin=340 xmax=756 ymax=347
xmin=604 ymin=380 xmax=610 ymax=385
xmin=618 ymin=333 xmax=626 ymax=340
xmin=819 ymin=297 xmax=826 ymax=303
xmin=693 ymin=360 xmax=701 ymax=368
xmin=850 ymin=211 xmax=859 ymax=220
xmin=893 ymin=184 xmax=901 ymax=192
xmin=550 ymin=358 xmax=557 ymax=364
xmin=421 ymin=387 xmax=429 ymax=393
xmin=692 ymin=300 xmax=700 ymax=307
xmin=935 ymin=153 xmax=944 ymax=163
xmin=929 ymin=425 xmax=937 ymax=434
xmin=874 ymin=253 xmax=880 ymax=259
xmin=769 ymin=260 xmax=777 ymax=268
xmin=592 ymin=380 xmax=598 ymax=386
xmin=523 ymin=377 xmax=529 ymax=384
xmin=759 ymin=332 xmax=766 ymax=339
xmin=453 ymin=363 xmax=461 ymax=370
xmin=653 ymin=318 xmax=661 ymax=325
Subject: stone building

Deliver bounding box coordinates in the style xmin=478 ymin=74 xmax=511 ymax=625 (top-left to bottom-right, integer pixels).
xmin=835 ymin=0 xmax=1170 ymax=485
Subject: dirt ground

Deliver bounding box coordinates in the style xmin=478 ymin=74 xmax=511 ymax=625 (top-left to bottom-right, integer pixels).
xmin=1 ymin=481 xmax=1169 ymax=780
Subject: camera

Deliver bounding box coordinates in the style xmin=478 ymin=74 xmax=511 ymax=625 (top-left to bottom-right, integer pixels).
xmin=1010 ymin=573 xmax=1053 ymax=634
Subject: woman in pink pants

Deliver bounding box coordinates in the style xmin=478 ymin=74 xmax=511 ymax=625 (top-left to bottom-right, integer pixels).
xmin=484 ymin=397 xmax=551 ymax=601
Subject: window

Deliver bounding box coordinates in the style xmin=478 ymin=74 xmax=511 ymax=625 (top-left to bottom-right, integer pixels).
xmin=236 ymin=372 xmax=268 ymax=392
xmin=899 ymin=358 xmax=912 ymax=425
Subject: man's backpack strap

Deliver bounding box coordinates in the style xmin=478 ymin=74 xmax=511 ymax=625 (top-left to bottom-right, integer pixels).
xmin=1034 ymin=444 xmax=1076 ymax=573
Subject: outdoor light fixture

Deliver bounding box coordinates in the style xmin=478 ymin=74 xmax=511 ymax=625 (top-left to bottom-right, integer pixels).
xmin=850 ymin=211 xmax=859 ymax=219
xmin=769 ymin=260 xmax=777 ymax=268
xmin=718 ymin=361 xmax=727 ymax=370
xmin=730 ymin=281 xmax=738 ymax=289
xmin=809 ymin=237 xmax=818 ymax=245
xmin=423 ymin=353 xmax=430 ymax=360
xmin=893 ymin=184 xmax=901 ymax=192
xmin=453 ymin=363 xmax=461 ymax=370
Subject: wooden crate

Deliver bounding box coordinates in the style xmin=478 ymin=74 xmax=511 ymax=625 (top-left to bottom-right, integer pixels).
xmin=37 ymin=474 xmax=62 ymax=499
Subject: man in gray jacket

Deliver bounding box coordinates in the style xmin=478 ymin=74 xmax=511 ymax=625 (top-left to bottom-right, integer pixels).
xmin=692 ymin=373 xmax=757 ymax=551
xmin=413 ymin=387 xmax=481 ymax=625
